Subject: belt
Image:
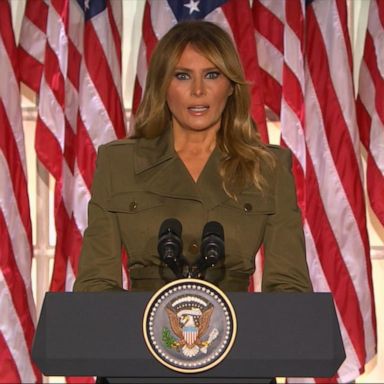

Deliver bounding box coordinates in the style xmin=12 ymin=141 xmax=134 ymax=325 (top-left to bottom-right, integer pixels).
xmin=129 ymin=266 xmax=250 ymax=292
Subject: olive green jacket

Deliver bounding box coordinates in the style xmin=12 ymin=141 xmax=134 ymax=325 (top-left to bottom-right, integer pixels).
xmin=74 ymin=130 xmax=312 ymax=293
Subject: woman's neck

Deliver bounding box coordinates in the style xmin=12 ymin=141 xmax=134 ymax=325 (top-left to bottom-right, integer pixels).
xmin=173 ymin=127 xmax=217 ymax=156
xmin=172 ymin=127 xmax=218 ymax=182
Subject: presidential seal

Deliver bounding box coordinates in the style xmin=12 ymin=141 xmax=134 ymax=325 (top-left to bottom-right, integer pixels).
xmin=143 ymin=278 xmax=237 ymax=373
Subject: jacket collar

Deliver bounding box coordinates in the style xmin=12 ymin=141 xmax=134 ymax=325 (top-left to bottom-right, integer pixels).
xmin=134 ymin=129 xmax=175 ymax=174
xmin=133 ymin=129 xmax=231 ymax=209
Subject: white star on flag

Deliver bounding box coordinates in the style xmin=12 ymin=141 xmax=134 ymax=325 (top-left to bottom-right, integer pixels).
xmin=184 ymin=0 xmax=200 ymax=15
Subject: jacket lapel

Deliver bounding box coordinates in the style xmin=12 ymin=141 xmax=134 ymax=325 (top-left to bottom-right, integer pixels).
xmin=133 ymin=129 xmax=232 ymax=208
xmin=134 ymin=130 xmax=200 ymax=201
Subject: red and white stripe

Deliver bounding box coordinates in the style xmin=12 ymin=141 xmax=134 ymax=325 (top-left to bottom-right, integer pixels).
xmin=19 ymin=0 xmax=128 ymax=295
xmin=254 ymin=0 xmax=377 ymax=382
xmin=18 ymin=0 xmax=48 ymax=93
xmin=253 ymin=0 xmax=284 ymax=118
xmin=132 ymin=0 xmax=268 ymax=141
xmin=0 ymin=2 xmax=41 ymax=382
xmin=356 ymin=0 xmax=384 ymax=227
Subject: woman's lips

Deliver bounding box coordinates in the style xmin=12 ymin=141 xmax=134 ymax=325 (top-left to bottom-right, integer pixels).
xmin=188 ymin=105 xmax=209 ymax=113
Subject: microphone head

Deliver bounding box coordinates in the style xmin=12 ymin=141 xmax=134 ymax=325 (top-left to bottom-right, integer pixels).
xmin=202 ymin=221 xmax=224 ymax=241
xmin=159 ymin=218 xmax=182 ymax=238
xmin=200 ymin=221 xmax=225 ymax=270
xmin=158 ymin=218 xmax=183 ymax=278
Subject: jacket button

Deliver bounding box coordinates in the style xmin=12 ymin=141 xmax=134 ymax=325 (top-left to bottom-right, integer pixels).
xmin=243 ymin=203 xmax=253 ymax=213
xmin=129 ymin=201 xmax=137 ymax=211
xmin=189 ymin=241 xmax=199 ymax=254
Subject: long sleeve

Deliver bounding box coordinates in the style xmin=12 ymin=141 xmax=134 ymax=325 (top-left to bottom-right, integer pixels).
xmin=73 ymin=145 xmax=124 ymax=292
xmin=261 ymin=148 xmax=312 ymax=292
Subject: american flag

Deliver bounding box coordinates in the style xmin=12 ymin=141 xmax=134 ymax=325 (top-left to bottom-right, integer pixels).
xmin=356 ymin=0 xmax=384 ymax=228
xmin=132 ymin=0 xmax=268 ymax=141
xmin=0 ymin=2 xmax=41 ymax=382
xmin=18 ymin=0 xmax=127 ymax=295
xmin=254 ymin=0 xmax=377 ymax=382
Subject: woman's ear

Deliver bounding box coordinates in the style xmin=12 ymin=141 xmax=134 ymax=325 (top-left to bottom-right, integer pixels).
xmin=228 ymin=83 xmax=234 ymax=96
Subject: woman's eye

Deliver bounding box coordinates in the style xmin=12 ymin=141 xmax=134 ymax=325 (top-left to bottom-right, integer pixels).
xmin=175 ymin=72 xmax=190 ymax=80
xmin=206 ymin=71 xmax=220 ymax=79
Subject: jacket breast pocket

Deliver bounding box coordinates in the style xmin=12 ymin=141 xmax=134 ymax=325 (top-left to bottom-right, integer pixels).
xmin=214 ymin=192 xmax=276 ymax=266
xmin=105 ymin=191 xmax=166 ymax=261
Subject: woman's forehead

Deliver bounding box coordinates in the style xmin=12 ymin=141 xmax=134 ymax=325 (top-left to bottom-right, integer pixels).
xmin=175 ymin=44 xmax=217 ymax=68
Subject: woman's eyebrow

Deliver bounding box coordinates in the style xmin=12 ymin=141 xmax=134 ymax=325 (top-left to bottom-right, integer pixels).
xmin=174 ymin=66 xmax=219 ymax=72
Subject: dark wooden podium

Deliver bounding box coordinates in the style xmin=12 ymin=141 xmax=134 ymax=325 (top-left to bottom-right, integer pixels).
xmin=32 ymin=292 xmax=345 ymax=383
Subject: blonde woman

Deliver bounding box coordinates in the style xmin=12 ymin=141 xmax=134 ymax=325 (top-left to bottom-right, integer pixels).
xmin=74 ymin=21 xmax=312 ymax=293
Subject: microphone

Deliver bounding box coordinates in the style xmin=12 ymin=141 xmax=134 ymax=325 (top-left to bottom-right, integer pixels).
xmin=190 ymin=221 xmax=224 ymax=278
xmin=158 ymin=218 xmax=184 ymax=278
xmin=200 ymin=221 xmax=225 ymax=268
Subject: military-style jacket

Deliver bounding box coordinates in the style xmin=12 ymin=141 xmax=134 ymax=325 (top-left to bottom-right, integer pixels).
xmin=74 ymin=130 xmax=312 ymax=292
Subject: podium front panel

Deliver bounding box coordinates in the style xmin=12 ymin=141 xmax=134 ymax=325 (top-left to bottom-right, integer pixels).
xmin=32 ymin=292 xmax=345 ymax=379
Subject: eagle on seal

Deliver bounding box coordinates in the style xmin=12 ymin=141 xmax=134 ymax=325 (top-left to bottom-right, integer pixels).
xmin=166 ymin=304 xmax=215 ymax=357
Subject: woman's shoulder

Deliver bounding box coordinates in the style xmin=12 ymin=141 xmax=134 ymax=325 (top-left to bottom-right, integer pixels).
xmin=99 ymin=134 xmax=168 ymax=153
xmin=95 ymin=133 xmax=173 ymax=174
xmin=97 ymin=136 xmax=157 ymax=158
xmin=265 ymin=144 xmax=292 ymax=169
xmin=93 ymin=138 xmax=135 ymax=169
xmin=99 ymin=136 xmax=137 ymax=151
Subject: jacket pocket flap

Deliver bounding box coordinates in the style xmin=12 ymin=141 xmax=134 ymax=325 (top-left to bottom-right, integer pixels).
xmin=224 ymin=192 xmax=275 ymax=214
xmin=107 ymin=192 xmax=163 ymax=213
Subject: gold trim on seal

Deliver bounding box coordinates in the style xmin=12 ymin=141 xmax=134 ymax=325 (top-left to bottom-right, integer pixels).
xmin=143 ymin=278 xmax=237 ymax=373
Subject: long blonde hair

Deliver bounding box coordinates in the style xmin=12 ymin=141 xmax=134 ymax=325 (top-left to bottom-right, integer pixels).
xmin=134 ymin=21 xmax=275 ymax=198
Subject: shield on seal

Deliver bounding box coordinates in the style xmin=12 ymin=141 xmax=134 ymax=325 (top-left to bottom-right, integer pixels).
xmin=183 ymin=326 xmax=198 ymax=346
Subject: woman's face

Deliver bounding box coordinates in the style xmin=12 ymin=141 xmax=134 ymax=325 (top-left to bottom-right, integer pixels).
xmin=166 ymin=44 xmax=233 ymax=135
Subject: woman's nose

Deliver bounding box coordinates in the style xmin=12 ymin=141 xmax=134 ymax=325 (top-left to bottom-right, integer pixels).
xmin=191 ymin=77 xmax=205 ymax=96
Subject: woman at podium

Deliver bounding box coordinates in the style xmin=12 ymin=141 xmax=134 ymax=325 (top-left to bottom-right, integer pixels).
xmin=74 ymin=21 xmax=312 ymax=294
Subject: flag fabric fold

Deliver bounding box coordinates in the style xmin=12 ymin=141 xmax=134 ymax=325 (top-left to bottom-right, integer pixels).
xmin=0 ymin=2 xmax=41 ymax=382
xmin=252 ymin=0 xmax=284 ymax=118
xmin=18 ymin=0 xmax=49 ymax=93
